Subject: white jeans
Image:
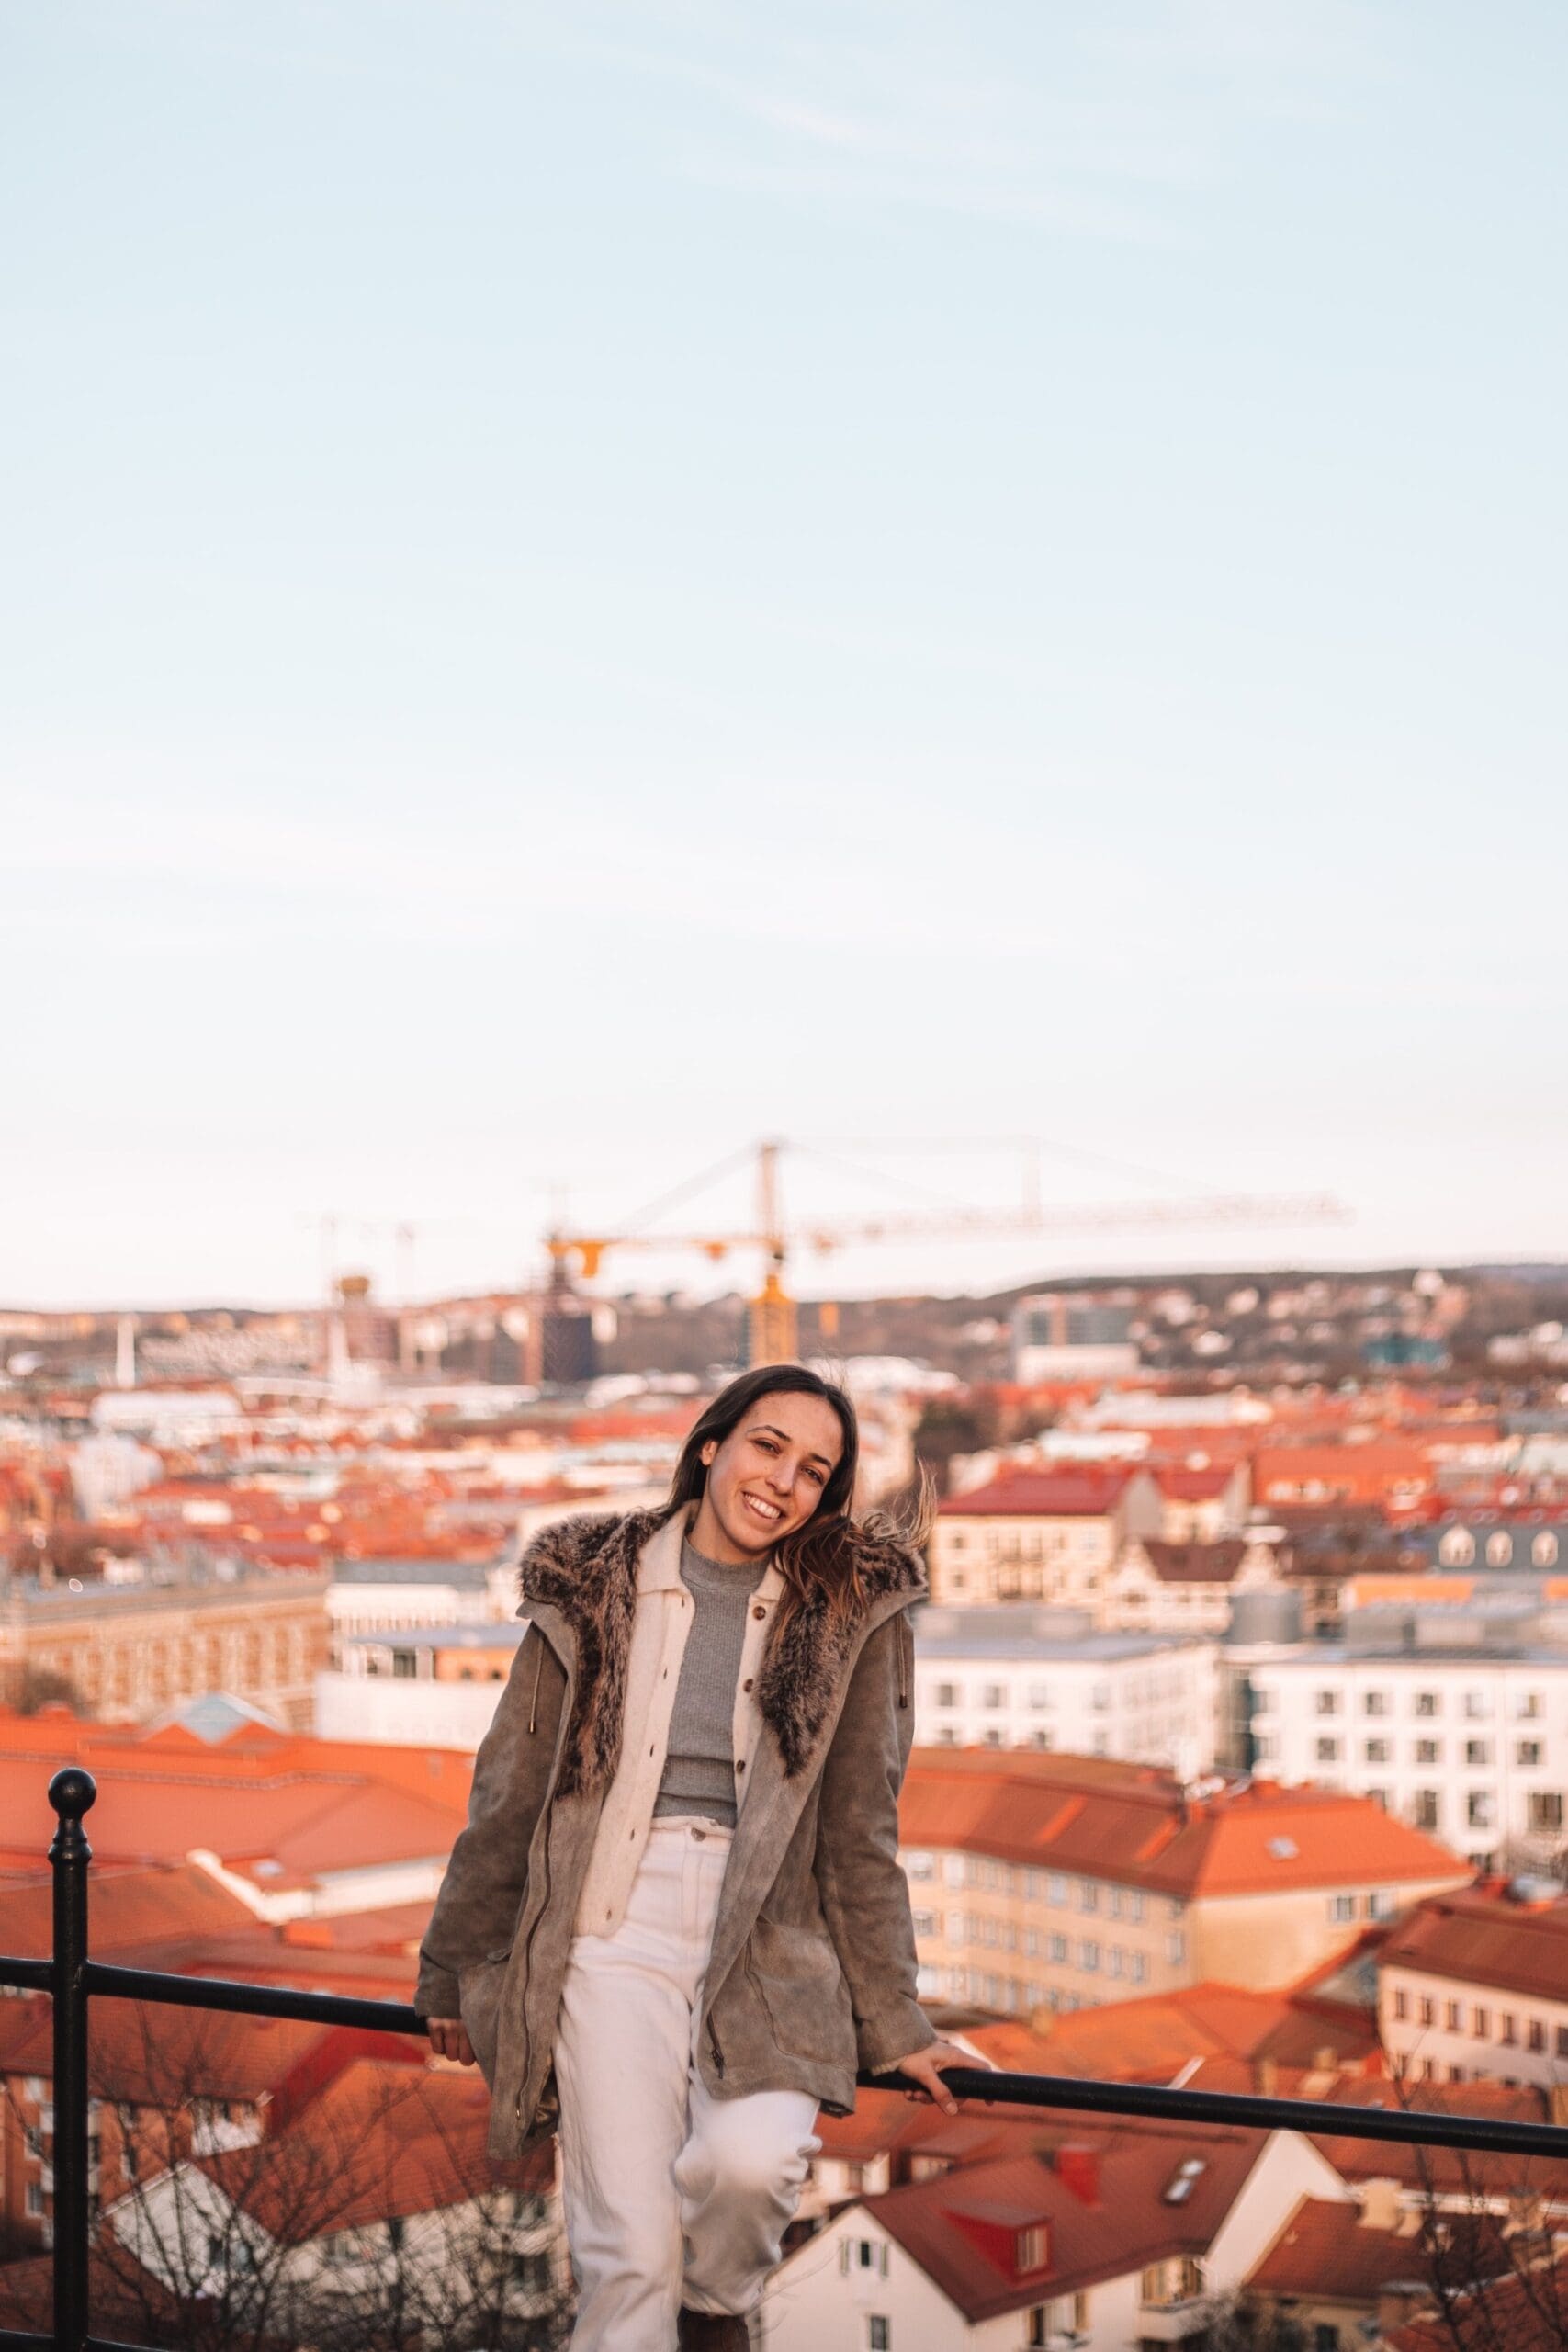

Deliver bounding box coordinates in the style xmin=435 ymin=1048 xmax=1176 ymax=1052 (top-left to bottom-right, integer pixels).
xmin=555 ymin=1817 xmax=821 ymax=2349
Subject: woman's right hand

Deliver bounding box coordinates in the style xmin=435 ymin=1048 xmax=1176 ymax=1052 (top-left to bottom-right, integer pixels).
xmin=425 ymin=2016 xmax=476 ymax=2066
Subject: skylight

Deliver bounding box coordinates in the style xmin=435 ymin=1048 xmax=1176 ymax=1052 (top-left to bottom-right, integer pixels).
xmin=1163 ymin=2159 xmax=1207 ymax=2205
xmin=1268 ymin=1836 xmax=1299 ymax=1860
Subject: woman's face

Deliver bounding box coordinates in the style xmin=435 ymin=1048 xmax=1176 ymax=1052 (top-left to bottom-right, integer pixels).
xmin=694 ymin=1392 xmax=847 ymax=1562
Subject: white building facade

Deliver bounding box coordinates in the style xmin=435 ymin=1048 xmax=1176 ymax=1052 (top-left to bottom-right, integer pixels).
xmin=1245 ymin=1641 xmax=1568 ymax=1871
xmin=913 ymin=1606 xmax=1219 ymax=1774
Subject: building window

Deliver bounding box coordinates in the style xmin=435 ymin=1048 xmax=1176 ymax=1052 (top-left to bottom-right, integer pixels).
xmin=1015 ymin=2226 xmax=1047 ymax=2273
xmin=1468 ymin=1792 xmax=1495 ymax=1830
xmin=1411 ymin=1792 xmax=1440 ymax=1831
xmin=1130 ymin=1951 xmax=1147 ymax=1984
xmin=1166 ymin=1930 xmax=1186 ymax=1965
xmin=1529 ymin=1792 xmax=1564 ymax=1834
xmin=1314 ymin=1690 xmax=1341 ymax=1716
xmin=1528 ymin=2019 xmax=1546 ymax=2053
xmin=1393 ymin=1989 xmax=1409 ymax=2019
xmin=1462 ymin=1691 xmax=1491 ymax=1720
xmin=1048 ymin=1875 xmax=1069 ymax=1906
xmin=1330 ymin=1894 xmax=1356 ymax=1923
xmin=867 ymin=2319 xmax=890 ymax=2352
xmin=840 ymin=2240 xmax=889 ymax=2279
xmin=1363 ymin=1691 xmax=1388 ymax=1716
xmin=1079 ymin=1940 xmax=1100 ymax=1972
xmin=1464 ymin=1741 xmax=1492 ymax=1768
xmin=1445 ymin=2000 xmax=1462 ymax=2032
xmin=1315 ymin=2328 xmax=1339 ymax=2352
xmin=935 ymin=1683 xmax=959 ymax=1709
xmin=1418 ymin=1996 xmax=1435 ymax=2027
xmin=1517 ymin=1741 xmax=1543 ymax=1768
xmin=984 ymin=1683 xmax=1007 ymax=1709
xmin=1315 ymin=1737 xmax=1342 ymax=1763
xmin=1050 ymin=1935 xmax=1068 ymax=1964
xmin=1472 ymin=2007 xmax=1490 ymax=2039
xmin=1500 ymin=2013 xmax=1517 ymax=2045
xmin=1415 ymin=1692 xmax=1439 ymax=1717
xmin=1513 ymin=1691 xmax=1542 ymax=1720
xmin=1364 ymin=1739 xmax=1391 ymax=1764
xmin=1078 ymin=1882 xmax=1100 ymax=1913
xmin=1415 ymin=1741 xmax=1441 ymax=1765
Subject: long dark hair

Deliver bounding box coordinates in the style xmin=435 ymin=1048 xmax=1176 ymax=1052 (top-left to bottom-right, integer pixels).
xmin=662 ymin=1363 xmax=871 ymax=1633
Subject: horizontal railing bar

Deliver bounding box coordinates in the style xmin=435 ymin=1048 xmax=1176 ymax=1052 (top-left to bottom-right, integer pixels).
xmin=85 ymin=2338 xmax=177 ymax=2351
xmin=6 ymin=1948 xmax=1566 ymax=2166
xmin=895 ymin=2065 xmax=1568 ymax=2163
xmin=0 ymin=1958 xmax=53 ymax=1993
xmin=85 ymin=1961 xmax=424 ymax=2036
xmin=0 ymin=2331 xmax=52 ymax=2351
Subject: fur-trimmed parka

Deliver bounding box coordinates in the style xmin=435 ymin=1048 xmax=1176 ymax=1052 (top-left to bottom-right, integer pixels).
xmin=415 ymin=1504 xmax=936 ymax=2159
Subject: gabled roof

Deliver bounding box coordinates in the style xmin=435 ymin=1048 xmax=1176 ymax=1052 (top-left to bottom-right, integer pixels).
xmin=982 ymin=1980 xmax=1380 ymax=2083
xmin=1379 ymin=1884 xmax=1568 ymax=2006
xmin=1135 ymin=1539 xmax=1249 ymax=1585
xmin=1249 ymin=2196 xmax=1508 ymax=2301
xmin=900 ymin=1750 xmax=1467 ymax=1896
xmin=189 ymin=2059 xmax=547 ymax=2238
xmin=939 ymin=1469 xmax=1139 ymax=1519
xmin=855 ymin=2123 xmax=1264 ymax=2321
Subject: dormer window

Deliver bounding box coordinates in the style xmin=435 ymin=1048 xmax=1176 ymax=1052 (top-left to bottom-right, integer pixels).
xmin=1015 ymin=2224 xmax=1049 ymax=2274
xmin=1162 ymin=2157 xmax=1207 ymax=2205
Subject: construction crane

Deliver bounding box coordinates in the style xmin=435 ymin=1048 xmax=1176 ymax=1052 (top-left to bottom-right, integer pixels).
xmin=546 ymin=1138 xmax=1350 ymax=1366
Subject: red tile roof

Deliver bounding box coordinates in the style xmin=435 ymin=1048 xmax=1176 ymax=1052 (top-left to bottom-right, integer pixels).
xmin=859 ymin=2122 xmax=1264 ymax=2320
xmin=1249 ymin=2197 xmax=1509 ymax=2301
xmin=190 ymin=2058 xmax=547 ymax=2238
xmin=900 ymin=1750 xmax=1467 ymax=1896
xmin=0 ymin=1709 xmax=470 ymax=1890
xmin=1379 ymin=1884 xmax=1568 ymax=2007
xmin=939 ymin=1469 xmax=1138 ymax=1519
xmin=981 ymin=1982 xmax=1380 ymax=2084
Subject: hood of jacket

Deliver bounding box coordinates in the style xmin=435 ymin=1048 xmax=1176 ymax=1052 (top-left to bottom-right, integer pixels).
xmin=517 ymin=1505 xmax=925 ymax=1796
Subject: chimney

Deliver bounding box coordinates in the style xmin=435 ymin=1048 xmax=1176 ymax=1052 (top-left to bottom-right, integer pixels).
xmin=1360 ymin=2179 xmax=1401 ymax=2233
xmin=1055 ymin=2145 xmax=1100 ymax=2205
xmin=1257 ymin=2058 xmax=1279 ymax=2098
xmin=1551 ymin=2086 xmax=1568 ymax=2131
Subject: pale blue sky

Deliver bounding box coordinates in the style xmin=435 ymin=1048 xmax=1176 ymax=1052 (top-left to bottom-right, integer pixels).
xmin=5 ymin=2 xmax=1564 ymax=1309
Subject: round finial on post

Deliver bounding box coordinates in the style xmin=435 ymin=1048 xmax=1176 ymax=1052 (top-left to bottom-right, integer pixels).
xmin=48 ymin=1766 xmax=96 ymax=1824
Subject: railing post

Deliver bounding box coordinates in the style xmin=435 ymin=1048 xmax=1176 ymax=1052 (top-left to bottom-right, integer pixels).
xmin=49 ymin=1767 xmax=96 ymax=2352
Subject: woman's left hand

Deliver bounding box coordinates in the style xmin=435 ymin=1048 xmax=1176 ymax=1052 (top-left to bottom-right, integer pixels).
xmin=893 ymin=2038 xmax=993 ymax=2117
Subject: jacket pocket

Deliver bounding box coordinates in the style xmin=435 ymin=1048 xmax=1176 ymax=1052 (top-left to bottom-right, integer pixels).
xmin=456 ymin=1949 xmax=512 ymax=2087
xmin=743 ymin=1915 xmax=854 ymax=2065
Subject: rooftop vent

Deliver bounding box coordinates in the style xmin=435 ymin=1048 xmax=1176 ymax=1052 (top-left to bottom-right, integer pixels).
xmin=1268 ymin=1836 xmax=1300 ymax=1860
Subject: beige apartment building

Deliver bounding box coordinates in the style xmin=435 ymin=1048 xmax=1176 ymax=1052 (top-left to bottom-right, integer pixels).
xmin=930 ymin=1468 xmax=1164 ymax=1606
xmin=0 ymin=1568 xmax=331 ymax=1729
xmin=1377 ymin=1879 xmax=1568 ymax=2092
xmin=898 ymin=1749 xmax=1470 ymax=2018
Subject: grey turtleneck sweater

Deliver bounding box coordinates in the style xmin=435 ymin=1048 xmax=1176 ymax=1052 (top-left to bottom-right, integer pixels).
xmin=652 ymin=1537 xmax=769 ymax=1826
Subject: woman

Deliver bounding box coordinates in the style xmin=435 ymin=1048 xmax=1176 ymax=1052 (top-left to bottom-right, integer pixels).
xmin=415 ymin=1362 xmax=972 ymax=2350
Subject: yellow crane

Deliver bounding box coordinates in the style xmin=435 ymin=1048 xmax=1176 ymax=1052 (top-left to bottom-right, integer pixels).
xmin=546 ymin=1138 xmax=1350 ymax=1366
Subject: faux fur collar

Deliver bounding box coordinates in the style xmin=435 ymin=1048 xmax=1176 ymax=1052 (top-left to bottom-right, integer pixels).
xmin=518 ymin=1506 xmax=925 ymax=1797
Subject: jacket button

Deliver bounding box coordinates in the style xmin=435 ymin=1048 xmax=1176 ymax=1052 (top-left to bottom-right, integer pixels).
xmin=736 ymin=1759 xmax=746 ymax=1772
xmin=742 ymin=1678 xmax=754 ymax=1693
xmin=751 ymin=1605 xmax=766 ymax=1620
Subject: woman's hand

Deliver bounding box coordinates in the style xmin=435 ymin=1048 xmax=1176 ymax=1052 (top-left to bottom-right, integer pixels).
xmin=894 ymin=2038 xmax=992 ymax=2117
xmin=425 ymin=2016 xmax=476 ymax=2066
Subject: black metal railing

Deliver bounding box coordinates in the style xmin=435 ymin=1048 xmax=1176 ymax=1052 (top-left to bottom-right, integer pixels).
xmin=4 ymin=1767 xmax=1567 ymax=2351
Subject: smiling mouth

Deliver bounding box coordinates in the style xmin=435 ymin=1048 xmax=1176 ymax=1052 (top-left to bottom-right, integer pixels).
xmin=741 ymin=1493 xmax=784 ymax=1525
